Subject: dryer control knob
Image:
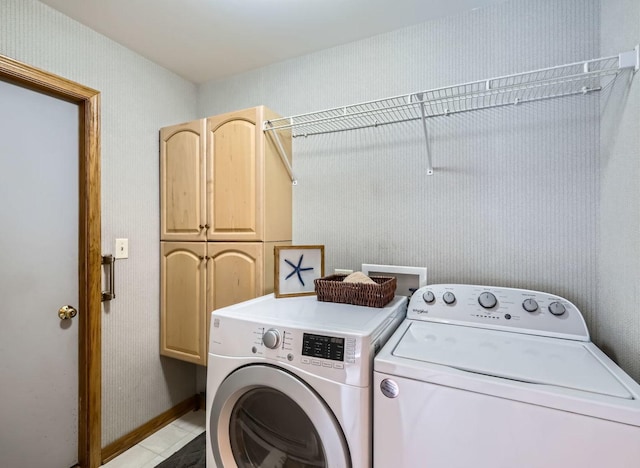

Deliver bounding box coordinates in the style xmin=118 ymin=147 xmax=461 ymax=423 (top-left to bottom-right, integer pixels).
xmin=423 ymin=291 xmax=435 ymax=304
xmin=262 ymin=329 xmax=281 ymax=349
xmin=443 ymin=292 xmax=456 ymax=305
xmin=478 ymin=292 xmax=497 ymax=309
xmin=548 ymin=302 xmax=566 ymax=316
xmin=522 ymin=298 xmax=538 ymax=313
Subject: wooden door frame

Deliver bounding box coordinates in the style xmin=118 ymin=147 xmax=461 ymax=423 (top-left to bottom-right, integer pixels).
xmin=0 ymin=54 xmax=102 ymax=468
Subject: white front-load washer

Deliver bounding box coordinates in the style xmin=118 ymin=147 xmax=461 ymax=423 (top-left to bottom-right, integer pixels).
xmin=206 ymin=293 xmax=407 ymax=468
xmin=374 ymin=284 xmax=640 ymax=468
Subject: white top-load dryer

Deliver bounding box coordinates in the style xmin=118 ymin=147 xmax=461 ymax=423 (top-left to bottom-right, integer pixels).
xmin=374 ymin=284 xmax=640 ymax=468
xmin=207 ymin=293 xmax=407 ymax=468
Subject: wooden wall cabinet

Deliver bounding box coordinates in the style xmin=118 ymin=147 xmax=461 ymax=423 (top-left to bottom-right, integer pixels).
xmin=160 ymin=106 xmax=292 ymax=243
xmin=160 ymin=242 xmax=207 ymax=364
xmin=160 ymin=106 xmax=292 ymax=365
xmin=160 ymin=120 xmax=207 ymax=242
xmin=160 ymin=241 xmax=290 ymax=365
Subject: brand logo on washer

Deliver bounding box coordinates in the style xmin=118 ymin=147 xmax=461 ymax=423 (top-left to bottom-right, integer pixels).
xmin=413 ymin=308 xmax=429 ymax=314
xmin=380 ymin=378 xmax=400 ymax=398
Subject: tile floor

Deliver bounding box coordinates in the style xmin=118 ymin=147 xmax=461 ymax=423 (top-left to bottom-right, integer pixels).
xmin=101 ymin=409 xmax=206 ymax=468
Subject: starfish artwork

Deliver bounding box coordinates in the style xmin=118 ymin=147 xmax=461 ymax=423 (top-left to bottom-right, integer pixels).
xmin=284 ymin=254 xmax=314 ymax=286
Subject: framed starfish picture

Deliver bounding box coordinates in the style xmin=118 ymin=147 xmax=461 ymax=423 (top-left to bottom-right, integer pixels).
xmin=274 ymin=245 xmax=325 ymax=298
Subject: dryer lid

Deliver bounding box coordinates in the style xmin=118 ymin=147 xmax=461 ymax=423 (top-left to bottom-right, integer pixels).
xmin=393 ymin=321 xmax=632 ymax=399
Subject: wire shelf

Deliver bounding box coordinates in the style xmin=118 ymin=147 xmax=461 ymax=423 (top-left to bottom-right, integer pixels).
xmin=264 ymin=51 xmax=637 ymax=138
xmin=264 ymin=46 xmax=638 ymax=179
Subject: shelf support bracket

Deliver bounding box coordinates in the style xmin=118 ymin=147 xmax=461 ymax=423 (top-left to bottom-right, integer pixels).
xmin=618 ymin=45 xmax=639 ymax=71
xmin=416 ymin=93 xmax=434 ymax=175
xmin=264 ymin=121 xmax=297 ymax=185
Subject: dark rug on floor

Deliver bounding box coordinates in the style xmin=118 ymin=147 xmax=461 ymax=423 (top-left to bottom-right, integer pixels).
xmin=156 ymin=432 xmax=206 ymax=468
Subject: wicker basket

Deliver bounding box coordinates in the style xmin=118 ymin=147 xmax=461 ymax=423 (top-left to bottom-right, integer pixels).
xmin=314 ymin=274 xmax=396 ymax=308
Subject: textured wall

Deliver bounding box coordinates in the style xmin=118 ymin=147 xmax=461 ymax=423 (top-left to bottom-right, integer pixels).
xmin=598 ymin=0 xmax=640 ymax=381
xmin=198 ymin=0 xmax=616 ymax=364
xmin=0 ymin=0 xmax=198 ymax=446
xmin=4 ymin=0 xmax=638 ymax=450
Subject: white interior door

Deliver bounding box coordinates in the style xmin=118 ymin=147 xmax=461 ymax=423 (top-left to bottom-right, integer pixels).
xmin=0 ymin=79 xmax=79 ymax=467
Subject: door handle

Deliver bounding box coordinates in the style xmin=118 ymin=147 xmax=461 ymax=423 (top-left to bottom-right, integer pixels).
xmin=102 ymin=254 xmax=116 ymax=302
xmin=58 ymin=305 xmax=78 ymax=320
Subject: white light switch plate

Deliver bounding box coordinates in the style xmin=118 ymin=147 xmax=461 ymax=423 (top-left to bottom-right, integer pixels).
xmin=115 ymin=238 xmax=129 ymax=259
xmin=361 ymin=264 xmax=427 ymax=297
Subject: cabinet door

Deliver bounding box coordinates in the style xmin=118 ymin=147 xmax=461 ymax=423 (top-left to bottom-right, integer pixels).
xmin=207 ymin=108 xmax=263 ymax=241
xmin=207 ymin=242 xmax=264 ymax=315
xmin=160 ymin=242 xmax=207 ymax=365
xmin=160 ymin=120 xmax=206 ymax=241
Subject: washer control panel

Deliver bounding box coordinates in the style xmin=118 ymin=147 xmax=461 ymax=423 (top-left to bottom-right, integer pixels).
xmin=408 ymin=284 xmax=589 ymax=341
xmin=251 ymin=326 xmax=355 ymax=370
xmin=210 ymin=320 xmax=365 ymax=385
xmin=209 ymin=295 xmax=407 ymax=387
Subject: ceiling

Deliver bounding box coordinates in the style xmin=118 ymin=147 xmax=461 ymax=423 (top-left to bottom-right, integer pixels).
xmin=37 ymin=0 xmax=504 ymax=84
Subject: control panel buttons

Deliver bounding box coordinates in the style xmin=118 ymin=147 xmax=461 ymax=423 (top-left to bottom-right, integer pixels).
xmin=301 ymin=356 xmax=345 ymax=370
xmin=262 ymin=328 xmax=281 ymax=349
xmin=442 ymin=292 xmax=456 ymax=305
xmin=522 ymin=298 xmax=539 ymax=313
xmin=478 ymin=292 xmax=497 ymax=309
xmin=548 ymin=301 xmax=566 ymax=316
xmin=345 ymin=337 xmax=356 ymax=363
xmin=423 ymin=290 xmax=436 ymax=304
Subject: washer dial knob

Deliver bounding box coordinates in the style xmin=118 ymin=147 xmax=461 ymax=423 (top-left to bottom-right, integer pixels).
xmin=522 ymin=298 xmax=538 ymax=313
xmin=262 ymin=328 xmax=281 ymax=349
xmin=478 ymin=292 xmax=497 ymax=309
xmin=423 ymin=291 xmax=435 ymax=304
xmin=548 ymin=302 xmax=566 ymax=316
xmin=442 ymin=292 xmax=456 ymax=305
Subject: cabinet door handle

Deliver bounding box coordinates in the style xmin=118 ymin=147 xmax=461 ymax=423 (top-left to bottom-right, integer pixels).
xmin=204 ymin=224 xmax=210 ymax=229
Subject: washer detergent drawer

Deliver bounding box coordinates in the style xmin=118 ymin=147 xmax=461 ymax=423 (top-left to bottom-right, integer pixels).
xmin=373 ymin=372 xmax=640 ymax=468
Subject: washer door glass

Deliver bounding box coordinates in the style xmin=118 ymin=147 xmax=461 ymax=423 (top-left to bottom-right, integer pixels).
xmin=210 ymin=365 xmax=350 ymax=468
xmin=230 ymin=387 xmax=325 ymax=467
